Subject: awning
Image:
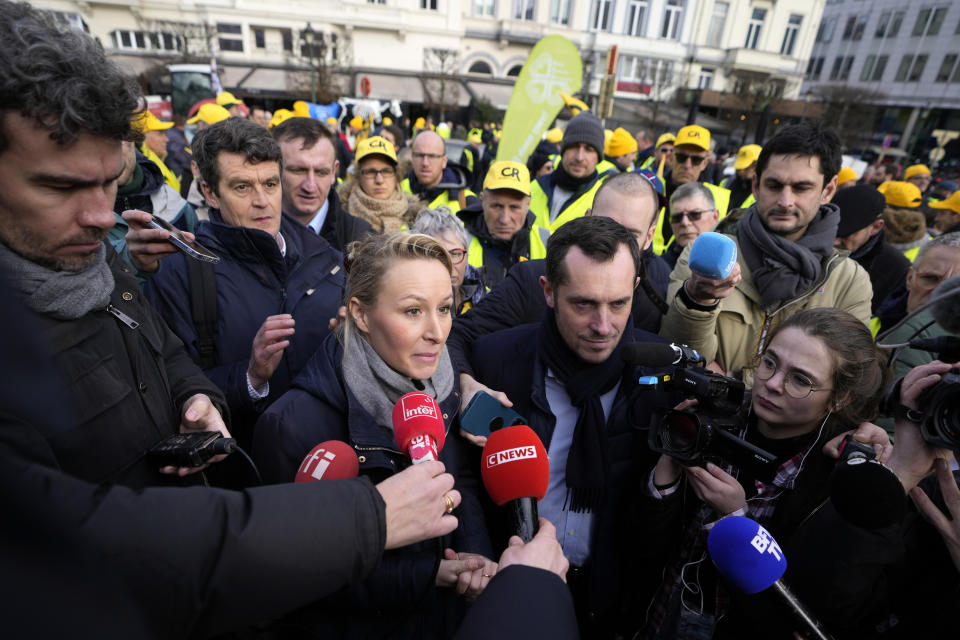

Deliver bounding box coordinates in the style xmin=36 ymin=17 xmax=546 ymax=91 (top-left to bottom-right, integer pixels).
xmin=358 ymin=73 xmax=425 ymax=103
xmin=465 ymin=81 xmax=515 ymax=110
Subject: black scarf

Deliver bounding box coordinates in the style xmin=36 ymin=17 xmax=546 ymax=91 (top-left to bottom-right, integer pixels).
xmin=737 ymin=203 xmax=840 ymax=309
xmin=537 ymin=307 xmax=633 ymax=512
xmin=552 ymin=162 xmax=597 ymax=193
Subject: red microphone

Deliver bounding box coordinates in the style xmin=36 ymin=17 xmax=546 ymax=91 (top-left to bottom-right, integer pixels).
xmin=295 ymin=440 xmax=359 ymax=482
xmin=481 ymin=425 xmax=549 ymax=543
xmin=391 ymin=392 xmax=447 ymax=464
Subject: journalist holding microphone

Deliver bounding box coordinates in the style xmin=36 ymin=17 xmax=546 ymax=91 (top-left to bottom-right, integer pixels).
xmin=253 ymin=233 xmax=495 ymax=638
xmin=635 ymin=308 xmax=889 ymax=638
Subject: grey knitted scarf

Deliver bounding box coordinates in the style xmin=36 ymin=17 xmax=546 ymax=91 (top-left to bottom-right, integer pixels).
xmin=341 ymin=329 xmax=455 ymax=429
xmin=737 ymin=203 xmax=840 ymax=309
xmin=0 ymin=242 xmax=113 ymax=319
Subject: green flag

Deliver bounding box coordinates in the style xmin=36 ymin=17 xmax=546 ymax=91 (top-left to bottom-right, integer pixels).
xmin=496 ymin=35 xmax=582 ymax=164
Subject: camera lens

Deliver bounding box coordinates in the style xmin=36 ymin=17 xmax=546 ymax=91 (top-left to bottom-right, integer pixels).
xmin=664 ymin=412 xmax=701 ymax=453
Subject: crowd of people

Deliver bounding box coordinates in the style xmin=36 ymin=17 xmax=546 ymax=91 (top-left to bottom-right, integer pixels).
xmin=1 ymin=2 xmax=959 ymax=638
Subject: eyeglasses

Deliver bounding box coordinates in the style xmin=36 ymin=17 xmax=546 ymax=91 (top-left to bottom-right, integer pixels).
xmin=755 ymin=355 xmax=832 ymax=399
xmin=360 ymin=167 xmax=395 ymax=179
xmin=412 ymin=152 xmax=445 ymax=162
xmin=675 ymin=152 xmax=707 ymax=167
xmin=669 ymin=209 xmax=712 ymax=224
xmin=447 ymin=248 xmax=466 ymax=264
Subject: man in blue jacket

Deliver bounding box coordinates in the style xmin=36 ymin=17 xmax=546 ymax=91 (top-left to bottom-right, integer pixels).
xmin=469 ymin=215 xmax=670 ymax=638
xmin=146 ymin=118 xmax=345 ymax=448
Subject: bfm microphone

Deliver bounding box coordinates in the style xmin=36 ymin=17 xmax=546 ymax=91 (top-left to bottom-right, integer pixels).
xmin=708 ymin=516 xmax=835 ymax=640
xmin=481 ymin=425 xmax=549 ymax=543
xmin=295 ymin=440 xmax=359 ymax=482
xmin=621 ymin=341 xmax=704 ymax=367
xmin=829 ymin=456 xmax=907 ymax=530
xmin=689 ymin=231 xmax=738 ymax=280
xmin=392 ymin=392 xmax=446 ymax=464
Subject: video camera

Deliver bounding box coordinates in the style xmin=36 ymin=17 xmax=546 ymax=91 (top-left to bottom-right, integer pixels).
xmin=623 ymin=342 xmax=778 ymax=480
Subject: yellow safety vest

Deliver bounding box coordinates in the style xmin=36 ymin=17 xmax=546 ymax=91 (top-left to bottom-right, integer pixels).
xmin=904 ymin=245 xmax=921 ymax=263
xmin=527 ymin=174 xmax=606 ymax=260
xmin=596 ymin=159 xmax=619 ymax=179
xmin=639 ymin=156 xmax=655 ymax=171
xmin=462 ymin=147 xmax=476 ymax=174
xmin=870 ymin=316 xmax=882 ymax=337
xmin=739 ymin=192 xmax=756 ymax=209
xmin=140 ymin=144 xmax=181 ymax=193
xmin=401 ymin=178 xmax=475 ymax=215
xmin=652 ymin=182 xmax=732 ymax=255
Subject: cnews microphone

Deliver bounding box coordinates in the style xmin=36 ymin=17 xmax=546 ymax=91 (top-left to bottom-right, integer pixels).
xmin=689 ymin=231 xmax=737 ymax=280
xmin=708 ymin=516 xmax=834 ymax=640
xmin=295 ymin=440 xmax=359 ymax=482
xmin=829 ymin=456 xmax=907 ymax=530
xmin=481 ymin=425 xmax=549 ymax=543
xmin=392 ymin=392 xmax=446 ymax=464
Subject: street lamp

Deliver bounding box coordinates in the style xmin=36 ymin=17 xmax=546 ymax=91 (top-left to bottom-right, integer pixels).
xmin=300 ymin=22 xmax=317 ymax=104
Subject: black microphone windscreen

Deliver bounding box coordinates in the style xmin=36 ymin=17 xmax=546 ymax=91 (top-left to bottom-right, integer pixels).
xmin=829 ymin=458 xmax=907 ymax=530
xmin=930 ymin=275 xmax=960 ymax=335
xmin=622 ymin=342 xmax=679 ymax=367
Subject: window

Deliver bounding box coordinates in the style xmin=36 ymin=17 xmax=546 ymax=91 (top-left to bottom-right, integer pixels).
xmin=829 ymin=56 xmax=854 ymax=81
xmin=218 ymin=23 xmax=243 ymax=52
xmin=111 ymin=29 xmax=180 ymax=52
xmin=368 ymin=0 xmax=386 ymax=3
xmin=829 ymin=56 xmax=844 ymax=80
xmin=282 ymin=29 xmax=293 ymax=52
xmin=745 ymin=8 xmax=766 ymax=49
xmin=661 ymin=0 xmax=684 ymax=40
xmin=911 ymin=7 xmax=945 ymax=36
xmin=253 ymin=28 xmax=265 ymax=49
xmin=953 ymin=60 xmax=960 ymax=82
xmin=550 ymin=0 xmax=571 ymax=24
xmin=895 ymin=54 xmax=914 ymax=81
xmin=908 ymin=54 xmax=928 ymax=81
xmin=474 ymin=0 xmax=496 ymax=16
xmin=591 ymin=0 xmax=613 ymax=30
xmin=620 ymin=55 xmax=673 ymax=87
xmin=936 ymin=54 xmax=957 ymax=82
xmin=928 ymin=7 xmax=947 ymax=35
xmin=842 ymin=15 xmax=866 ymax=40
xmin=781 ymin=13 xmax=802 ymax=55
xmin=513 ymin=0 xmax=535 ymax=20
xmin=810 ymin=57 xmax=825 ymax=81
xmin=506 ymin=64 xmax=523 ymax=76
xmin=872 ymin=55 xmax=888 ymax=81
xmin=421 ymin=0 xmax=438 ymax=9
xmin=888 ymin=11 xmax=905 ymax=37
xmin=626 ymin=0 xmax=649 ymax=37
xmin=698 ymin=67 xmax=714 ymax=89
xmin=860 ymin=55 xmax=875 ymax=81
xmin=706 ymin=2 xmax=728 ymax=47
xmin=841 ymin=56 xmax=855 ymax=80
xmin=875 ymin=11 xmax=890 ymax=37
xmin=468 ymin=60 xmax=493 ymax=75
xmin=816 ymin=17 xmax=836 ymax=43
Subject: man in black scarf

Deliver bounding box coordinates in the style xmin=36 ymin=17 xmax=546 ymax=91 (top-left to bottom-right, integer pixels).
xmin=660 ymin=121 xmax=873 ymax=383
xmin=469 ymin=216 xmax=670 ymax=638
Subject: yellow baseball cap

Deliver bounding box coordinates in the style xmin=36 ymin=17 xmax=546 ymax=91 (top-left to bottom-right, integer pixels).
xmin=656 ymin=132 xmax=676 ymax=148
xmin=880 ymin=181 xmax=923 ymax=208
xmin=132 ymin=110 xmax=174 ymax=133
xmin=606 ymin=127 xmax=638 ymax=156
xmin=545 ymin=127 xmax=563 ymax=144
xmin=675 ymin=125 xmax=710 ymax=152
xmin=355 ymin=136 xmax=398 ymax=164
xmin=268 ymin=109 xmax=294 ymax=130
xmin=483 ymin=161 xmax=531 ymax=196
xmin=414 ymin=116 xmax=426 ymax=129
xmin=837 ymin=167 xmax=858 ymax=184
xmin=216 ymin=91 xmax=243 ymax=107
xmin=349 ymin=115 xmax=363 ymax=130
xmin=929 ymin=190 xmax=960 ymax=214
xmin=467 ymin=128 xmax=483 ymax=144
xmin=733 ymin=144 xmax=762 ymax=170
xmin=382 ymin=116 xmax=393 ymax=126
xmin=904 ymin=164 xmax=931 ymax=180
xmin=187 ymin=103 xmax=231 ymax=126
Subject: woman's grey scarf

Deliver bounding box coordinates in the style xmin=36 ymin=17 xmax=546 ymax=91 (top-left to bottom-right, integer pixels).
xmin=342 ymin=330 xmax=455 ymax=429
xmin=0 ymin=242 xmax=114 ymax=319
xmin=737 ymin=203 xmax=839 ymax=309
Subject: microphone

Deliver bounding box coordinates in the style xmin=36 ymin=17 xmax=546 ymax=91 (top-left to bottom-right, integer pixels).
xmin=295 ymin=440 xmax=359 ymax=482
xmin=392 ymin=392 xmax=446 ymax=464
xmin=708 ymin=516 xmax=834 ymax=640
xmin=930 ymin=275 xmax=960 ymax=335
xmin=829 ymin=457 xmax=907 ymax=530
xmin=689 ymin=231 xmax=738 ymax=280
xmin=481 ymin=425 xmax=549 ymax=543
xmin=621 ymin=341 xmax=703 ymax=367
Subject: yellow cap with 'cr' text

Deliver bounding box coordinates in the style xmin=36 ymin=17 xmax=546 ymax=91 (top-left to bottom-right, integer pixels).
xmin=675 ymin=125 xmax=711 ymax=152
xmin=355 ymin=136 xmax=398 ymax=164
xmin=483 ymin=161 xmax=531 ymax=196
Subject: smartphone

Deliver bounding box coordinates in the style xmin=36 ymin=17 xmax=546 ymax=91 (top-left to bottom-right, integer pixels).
xmin=147 ymin=214 xmax=220 ymax=264
xmin=147 ymin=431 xmax=224 ymax=467
xmin=460 ymin=390 xmax=525 ymax=438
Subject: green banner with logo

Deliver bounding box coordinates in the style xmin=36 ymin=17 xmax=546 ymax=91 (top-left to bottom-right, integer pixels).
xmin=496 ymin=35 xmax=582 ymax=164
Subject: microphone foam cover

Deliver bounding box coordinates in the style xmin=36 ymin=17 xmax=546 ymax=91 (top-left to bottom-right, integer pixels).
xmin=708 ymin=516 xmax=787 ymax=594
xmin=392 ymin=392 xmax=446 ymax=453
xmin=481 ymin=425 xmax=549 ymax=506
xmin=295 ymin=440 xmax=359 ymax=482
xmin=689 ymin=231 xmax=738 ymax=280
xmin=930 ymin=275 xmax=960 ymax=335
xmin=830 ymin=457 xmax=907 ymax=529
xmin=621 ymin=342 xmax=679 ymax=367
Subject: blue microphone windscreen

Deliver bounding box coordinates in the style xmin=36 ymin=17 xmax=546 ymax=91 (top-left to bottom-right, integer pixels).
xmin=708 ymin=516 xmax=787 ymax=594
xmin=689 ymin=232 xmax=737 ymax=279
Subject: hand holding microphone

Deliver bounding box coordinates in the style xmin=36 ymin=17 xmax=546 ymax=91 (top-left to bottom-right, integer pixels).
xmin=392 ymin=392 xmax=446 ymax=464
xmin=683 ymin=232 xmax=741 ymax=306
xmin=481 ymin=425 xmax=550 ymax=543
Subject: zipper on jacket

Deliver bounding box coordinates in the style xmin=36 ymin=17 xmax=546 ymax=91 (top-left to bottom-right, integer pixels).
xmin=107 ymin=304 xmax=140 ymax=329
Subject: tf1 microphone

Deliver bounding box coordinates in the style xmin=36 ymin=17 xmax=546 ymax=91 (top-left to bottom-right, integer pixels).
xmin=829 ymin=456 xmax=907 ymax=530
xmin=689 ymin=231 xmax=738 ymax=280
xmin=481 ymin=425 xmax=549 ymax=543
xmin=295 ymin=440 xmax=359 ymax=482
xmin=392 ymin=392 xmax=446 ymax=464
xmin=930 ymin=275 xmax=960 ymax=335
xmin=708 ymin=516 xmax=834 ymax=640
xmin=621 ymin=341 xmax=704 ymax=367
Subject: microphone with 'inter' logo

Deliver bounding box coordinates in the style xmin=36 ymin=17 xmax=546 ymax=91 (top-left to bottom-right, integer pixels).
xmin=481 ymin=425 xmax=549 ymax=543
xmin=392 ymin=392 xmax=447 ymax=464
xmin=295 ymin=440 xmax=359 ymax=482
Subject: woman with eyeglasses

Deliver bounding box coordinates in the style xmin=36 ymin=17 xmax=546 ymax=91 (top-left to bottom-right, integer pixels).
xmin=411 ymin=207 xmax=485 ymax=314
xmin=339 ymin=135 xmax=422 ymax=233
xmin=633 ymin=307 xmax=889 ymax=639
